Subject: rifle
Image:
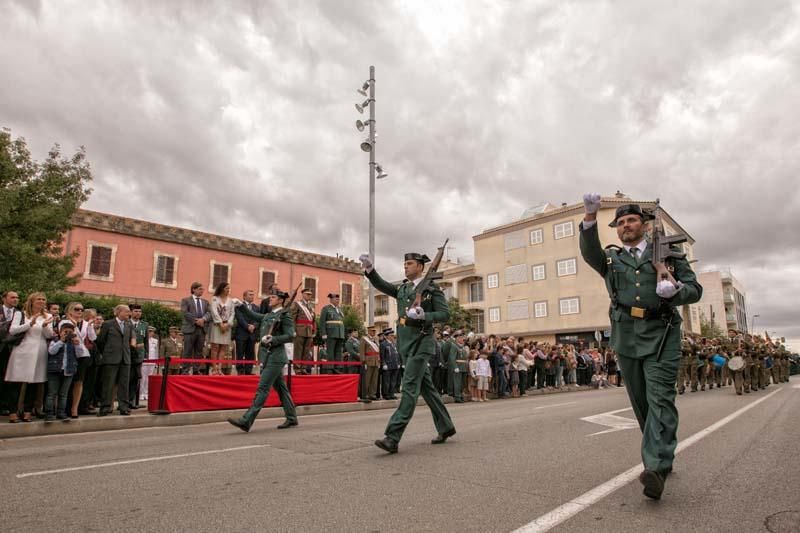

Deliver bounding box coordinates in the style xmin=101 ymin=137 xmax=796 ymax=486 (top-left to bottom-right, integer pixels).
xmin=411 ymin=238 xmax=449 ymax=309
xmin=650 ymin=199 xmax=688 ymax=280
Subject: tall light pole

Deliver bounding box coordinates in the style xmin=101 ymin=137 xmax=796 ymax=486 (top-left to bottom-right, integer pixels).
xmin=355 ymin=66 xmax=387 ymax=327
xmin=750 ymin=314 xmax=759 ymax=334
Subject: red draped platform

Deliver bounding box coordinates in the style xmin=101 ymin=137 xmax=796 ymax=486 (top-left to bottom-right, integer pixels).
xmin=146 ymin=374 xmax=359 ymax=414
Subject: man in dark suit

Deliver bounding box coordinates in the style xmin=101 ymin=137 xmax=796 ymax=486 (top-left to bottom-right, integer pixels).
xmin=180 ymin=282 xmax=211 ymax=375
xmin=234 ymin=289 xmax=259 ymax=376
xmin=0 ymin=291 xmax=21 ymax=416
xmin=95 ymin=304 xmax=134 ymax=416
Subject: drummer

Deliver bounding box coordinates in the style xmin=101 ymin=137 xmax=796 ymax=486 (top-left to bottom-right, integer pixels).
xmin=725 ymin=329 xmax=746 ymax=396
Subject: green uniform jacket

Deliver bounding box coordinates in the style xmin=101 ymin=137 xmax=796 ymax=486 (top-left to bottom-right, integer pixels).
xmin=579 ymin=222 xmax=702 ymax=358
xmin=319 ymin=304 xmax=345 ymax=339
xmin=442 ymin=340 xmax=468 ymax=371
xmin=365 ymin=269 xmax=449 ymax=357
xmin=239 ymin=306 xmax=295 ymax=367
xmin=131 ymin=320 xmax=149 ymax=364
xmin=345 ymin=337 xmax=361 ymax=362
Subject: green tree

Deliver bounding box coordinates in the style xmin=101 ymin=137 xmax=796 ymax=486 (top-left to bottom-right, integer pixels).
xmin=342 ymin=304 xmax=365 ymax=337
xmin=0 ymin=128 xmax=93 ymax=295
xmin=700 ymin=313 xmax=724 ymax=339
xmin=44 ymin=293 xmax=181 ymax=336
xmin=446 ymin=297 xmax=471 ymax=331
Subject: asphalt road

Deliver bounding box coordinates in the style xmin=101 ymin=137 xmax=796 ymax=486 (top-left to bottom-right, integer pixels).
xmin=1 ymin=379 xmax=798 ymax=533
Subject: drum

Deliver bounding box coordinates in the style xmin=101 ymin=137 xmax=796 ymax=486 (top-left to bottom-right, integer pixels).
xmin=711 ymin=354 xmax=727 ymax=368
xmin=728 ymin=356 xmax=745 ymax=371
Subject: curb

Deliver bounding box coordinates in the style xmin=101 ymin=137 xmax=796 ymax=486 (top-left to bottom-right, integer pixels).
xmin=0 ymin=384 xmax=600 ymax=439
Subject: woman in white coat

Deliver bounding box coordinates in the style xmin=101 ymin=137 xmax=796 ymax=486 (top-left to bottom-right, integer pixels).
xmin=5 ymin=292 xmax=54 ymax=422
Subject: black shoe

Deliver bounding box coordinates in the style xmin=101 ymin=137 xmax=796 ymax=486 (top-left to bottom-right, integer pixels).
xmin=97 ymin=409 xmax=109 ymax=417
xmin=639 ymin=469 xmax=665 ymax=500
xmin=227 ymin=417 xmax=251 ymax=432
xmin=276 ymin=420 xmax=298 ymax=429
xmin=454 ymin=399 xmax=464 ymax=403
xmin=56 ymin=413 xmax=68 ymax=420
xmin=45 ymin=415 xmax=55 ymax=422
xmin=678 ymin=388 xmax=685 ymax=395
xmin=130 ymin=405 xmax=141 ymax=410
xmin=431 ymin=428 xmax=456 ymax=445
xmin=118 ymin=410 xmax=130 ymax=416
xmin=374 ymin=437 xmax=398 ymax=454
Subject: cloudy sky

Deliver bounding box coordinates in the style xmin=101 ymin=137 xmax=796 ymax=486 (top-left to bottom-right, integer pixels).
xmin=2 ymin=1 xmax=799 ymax=345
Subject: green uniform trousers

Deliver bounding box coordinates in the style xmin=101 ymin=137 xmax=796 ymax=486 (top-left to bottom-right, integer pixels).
xmin=384 ymin=352 xmax=454 ymax=444
xmin=617 ymin=352 xmax=679 ymax=473
xmin=325 ymin=337 xmax=344 ymax=373
xmin=240 ymin=363 xmax=297 ymax=428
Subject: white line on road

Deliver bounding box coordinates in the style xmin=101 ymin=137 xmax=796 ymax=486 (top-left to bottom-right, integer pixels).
xmin=533 ymin=401 xmax=577 ymax=410
xmin=511 ymin=386 xmax=784 ymax=533
xmin=16 ymin=444 xmax=269 ymax=479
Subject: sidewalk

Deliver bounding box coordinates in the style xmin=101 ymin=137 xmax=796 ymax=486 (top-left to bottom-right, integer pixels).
xmin=0 ymin=384 xmax=599 ymax=439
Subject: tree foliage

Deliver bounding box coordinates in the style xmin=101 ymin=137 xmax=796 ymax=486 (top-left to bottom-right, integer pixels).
xmin=699 ymin=313 xmax=725 ymax=339
xmin=342 ymin=304 xmax=365 ymax=337
xmin=0 ymin=128 xmax=93 ymax=295
xmin=446 ymin=297 xmax=472 ymax=331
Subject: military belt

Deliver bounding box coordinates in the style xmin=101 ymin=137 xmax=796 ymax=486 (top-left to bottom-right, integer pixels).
xmin=616 ymin=303 xmax=671 ymax=320
xmin=326 ymin=320 xmax=343 ymax=324
xmin=398 ymin=318 xmax=425 ymax=328
xmin=455 ymin=359 xmax=468 ymax=363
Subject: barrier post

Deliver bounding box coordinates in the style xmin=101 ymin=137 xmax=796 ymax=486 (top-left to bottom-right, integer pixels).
xmin=152 ymin=356 xmax=171 ymax=415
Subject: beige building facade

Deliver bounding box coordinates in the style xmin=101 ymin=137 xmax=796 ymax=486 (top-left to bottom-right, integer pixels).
xmin=697 ymin=269 xmax=748 ymax=334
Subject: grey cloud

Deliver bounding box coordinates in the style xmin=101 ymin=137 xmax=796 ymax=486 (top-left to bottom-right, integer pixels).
xmin=2 ymin=0 xmax=799 ymax=345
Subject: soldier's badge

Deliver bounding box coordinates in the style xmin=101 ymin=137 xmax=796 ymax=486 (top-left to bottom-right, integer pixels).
xmin=606 ymin=257 xmax=612 ymax=265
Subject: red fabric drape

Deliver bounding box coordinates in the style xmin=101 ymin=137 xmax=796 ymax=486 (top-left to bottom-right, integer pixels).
xmin=147 ymin=374 xmax=359 ymax=413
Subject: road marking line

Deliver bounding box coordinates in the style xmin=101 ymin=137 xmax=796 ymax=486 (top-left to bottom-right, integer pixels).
xmin=16 ymin=444 xmax=269 ymax=479
xmin=534 ymin=401 xmax=577 ymax=410
xmin=511 ymin=386 xmax=783 ymax=533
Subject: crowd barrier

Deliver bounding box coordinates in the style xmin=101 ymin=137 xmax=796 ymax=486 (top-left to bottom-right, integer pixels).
xmin=143 ymin=358 xmax=361 ymax=414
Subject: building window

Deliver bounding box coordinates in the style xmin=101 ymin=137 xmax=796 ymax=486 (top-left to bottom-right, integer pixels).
xmin=151 ymin=252 xmax=178 ymax=288
xmin=530 ymin=228 xmax=543 ymax=245
xmin=375 ymin=295 xmax=389 ymax=316
xmin=557 ymin=258 xmax=577 ymax=277
xmin=210 ymin=261 xmax=231 ymax=291
xmin=487 ymin=273 xmax=499 ymax=289
xmin=84 ymin=241 xmax=117 ymax=282
xmin=532 ymin=264 xmax=546 ymax=281
xmin=488 ymin=307 xmax=501 ymax=323
xmin=559 ymin=297 xmax=580 ymax=315
xmin=468 ymin=280 xmax=483 ymax=303
xmin=504 ymin=231 xmax=525 ymax=251
xmin=554 ymin=221 xmax=574 ymax=240
xmin=441 ymin=284 xmax=454 ymax=300
xmin=303 ymin=276 xmax=318 ymax=301
xmin=259 ymin=268 xmax=277 ymax=297
xmin=504 ymin=264 xmax=528 ymax=285
xmin=341 ymin=282 xmax=353 ymax=306
xmin=534 ymin=301 xmax=548 ymax=318
xmin=507 ymin=300 xmax=529 ymax=321
xmin=470 ymin=310 xmax=485 ymax=333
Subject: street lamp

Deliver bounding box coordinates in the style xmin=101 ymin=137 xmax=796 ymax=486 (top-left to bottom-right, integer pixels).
xmin=355 ymin=66 xmax=379 ymax=327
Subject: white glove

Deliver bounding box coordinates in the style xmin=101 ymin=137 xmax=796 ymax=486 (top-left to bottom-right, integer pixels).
xmin=406 ymin=306 xmax=425 ymax=320
xmin=358 ymin=253 xmax=373 ymax=273
xmin=231 ymin=298 xmax=242 ymax=306
xmin=261 ymin=335 xmax=273 ymax=344
xmin=454 ymin=368 xmax=460 ymax=373
xmin=322 ymin=335 xmax=328 ymax=340
xmin=583 ymin=193 xmax=601 ymax=214
xmin=656 ymin=280 xmax=681 ymax=299
xmin=382 ymin=365 xmax=388 ymax=370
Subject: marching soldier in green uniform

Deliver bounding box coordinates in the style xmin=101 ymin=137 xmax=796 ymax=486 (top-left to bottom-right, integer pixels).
xmin=319 ymin=293 xmax=346 ymax=373
xmin=227 ymin=291 xmax=298 ymax=432
xmin=359 ymin=251 xmax=456 ymax=454
xmin=743 ymin=334 xmax=755 ymax=393
xmin=725 ymin=329 xmax=746 ymax=395
xmin=344 ymin=328 xmax=361 ymax=376
xmin=579 ymin=195 xmax=702 ymax=500
xmin=678 ymin=336 xmax=693 ymax=394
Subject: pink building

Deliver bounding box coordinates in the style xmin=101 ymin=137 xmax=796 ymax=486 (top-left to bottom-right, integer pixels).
xmin=63 ymin=209 xmax=362 ymax=308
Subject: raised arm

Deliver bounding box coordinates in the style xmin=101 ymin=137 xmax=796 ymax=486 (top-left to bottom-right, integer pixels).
xmin=579 ymin=221 xmax=609 ymax=277
xmin=237 ymin=303 xmax=266 ymax=324
xmin=365 ymin=269 xmax=399 ymax=299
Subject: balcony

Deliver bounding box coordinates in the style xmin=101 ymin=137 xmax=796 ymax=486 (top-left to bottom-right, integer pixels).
xmin=723 ymin=293 xmax=734 ymax=304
